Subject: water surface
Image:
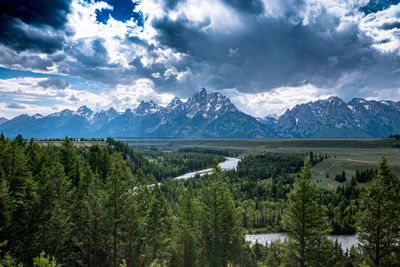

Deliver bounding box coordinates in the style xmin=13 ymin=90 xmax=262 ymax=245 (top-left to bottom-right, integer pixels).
xmin=245 ymin=233 xmax=358 ymax=251
xmin=174 ymin=157 xmax=241 ymax=180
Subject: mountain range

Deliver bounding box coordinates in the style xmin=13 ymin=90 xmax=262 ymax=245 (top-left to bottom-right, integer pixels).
xmin=1 ymin=88 xmax=399 ymax=139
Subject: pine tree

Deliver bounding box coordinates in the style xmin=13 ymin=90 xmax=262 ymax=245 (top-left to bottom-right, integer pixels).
xmin=144 ymin=183 xmax=172 ymax=265
xmin=44 ymin=162 xmax=74 ymax=264
xmin=0 ymin=175 xmax=11 ymax=252
xmin=120 ymin=184 xmax=140 ymax=267
xmin=3 ymin=139 xmax=38 ymax=263
xmin=356 ymin=157 xmax=400 ymax=266
xmin=176 ymin=185 xmax=197 ymax=267
xmin=72 ymin=164 xmax=95 ymax=266
xmin=199 ymin=163 xmax=245 ymax=267
xmin=59 ymin=137 xmax=78 ymax=186
xmin=85 ymin=172 xmax=107 ymax=267
xmin=105 ymin=153 xmax=132 ymax=267
xmin=281 ymin=161 xmax=330 ymax=267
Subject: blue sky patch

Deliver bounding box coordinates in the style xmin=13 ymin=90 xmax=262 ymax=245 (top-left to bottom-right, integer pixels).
xmin=95 ymin=0 xmax=143 ymax=26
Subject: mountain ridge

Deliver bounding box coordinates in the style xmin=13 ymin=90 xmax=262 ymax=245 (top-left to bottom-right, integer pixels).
xmin=1 ymin=89 xmax=399 ymax=139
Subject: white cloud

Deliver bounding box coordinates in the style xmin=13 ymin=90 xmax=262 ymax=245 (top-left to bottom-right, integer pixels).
xmin=223 ymin=84 xmax=334 ymax=117
xmin=0 ymin=76 xmax=175 ymax=118
xmin=151 ymin=72 xmax=161 ymax=78
xmin=164 ymin=66 xmax=191 ymax=80
xmin=360 ymin=4 xmax=400 ymax=54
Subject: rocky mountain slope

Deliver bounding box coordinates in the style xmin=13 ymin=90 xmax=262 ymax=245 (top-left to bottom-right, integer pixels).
xmin=1 ymin=89 xmax=399 ymax=139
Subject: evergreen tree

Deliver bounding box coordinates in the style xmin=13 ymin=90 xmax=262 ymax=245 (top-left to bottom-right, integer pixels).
xmin=119 ymin=184 xmax=140 ymax=267
xmin=72 ymin=164 xmax=95 ymax=266
xmin=43 ymin=163 xmax=74 ymax=264
xmin=0 ymin=176 xmax=11 ymax=252
xmin=281 ymin=161 xmax=330 ymax=267
xmin=176 ymin=185 xmax=197 ymax=267
xmin=356 ymin=157 xmax=400 ymax=266
xmin=59 ymin=137 xmax=78 ymax=186
xmin=85 ymin=172 xmax=107 ymax=267
xmin=105 ymin=153 xmax=132 ymax=267
xmin=199 ymin=163 xmax=245 ymax=267
xmin=144 ymin=184 xmax=172 ymax=265
xmin=3 ymin=139 xmax=38 ymax=263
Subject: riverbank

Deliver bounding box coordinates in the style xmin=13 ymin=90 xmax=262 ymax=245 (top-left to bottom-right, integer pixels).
xmin=174 ymin=157 xmax=241 ymax=180
xmin=245 ymin=233 xmax=358 ymax=251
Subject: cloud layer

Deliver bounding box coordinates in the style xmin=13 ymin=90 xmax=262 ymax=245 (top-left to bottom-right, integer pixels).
xmin=0 ymin=0 xmax=400 ymax=118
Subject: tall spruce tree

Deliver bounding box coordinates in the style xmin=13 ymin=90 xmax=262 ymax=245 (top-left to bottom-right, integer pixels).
xmin=72 ymin=164 xmax=95 ymax=266
xmin=85 ymin=172 xmax=107 ymax=267
xmin=105 ymin=153 xmax=132 ymax=267
xmin=176 ymin=185 xmax=197 ymax=267
xmin=144 ymin=183 xmax=172 ymax=265
xmin=44 ymin=162 xmax=74 ymax=264
xmin=199 ymin=163 xmax=245 ymax=267
xmin=0 ymin=175 xmax=11 ymax=253
xmin=281 ymin=161 xmax=330 ymax=267
xmin=357 ymin=157 xmax=400 ymax=266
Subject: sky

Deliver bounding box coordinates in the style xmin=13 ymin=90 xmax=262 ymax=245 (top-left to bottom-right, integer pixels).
xmin=1 ymin=0 xmax=400 ymax=119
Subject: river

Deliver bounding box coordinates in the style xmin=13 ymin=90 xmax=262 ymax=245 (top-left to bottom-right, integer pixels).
xmin=174 ymin=157 xmax=241 ymax=180
xmin=245 ymin=233 xmax=358 ymax=251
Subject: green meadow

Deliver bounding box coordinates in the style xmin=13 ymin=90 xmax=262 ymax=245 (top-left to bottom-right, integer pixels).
xmin=123 ymin=138 xmax=400 ymax=190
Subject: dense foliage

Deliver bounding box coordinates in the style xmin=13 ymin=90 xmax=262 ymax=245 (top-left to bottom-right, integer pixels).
xmin=1 ymin=135 xmax=399 ymax=266
xmin=0 ymin=136 xmax=252 ymax=266
xmin=106 ymin=138 xmax=224 ymax=181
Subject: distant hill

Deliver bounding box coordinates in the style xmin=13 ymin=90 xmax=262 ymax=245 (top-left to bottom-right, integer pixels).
xmin=1 ymin=88 xmax=399 ymax=139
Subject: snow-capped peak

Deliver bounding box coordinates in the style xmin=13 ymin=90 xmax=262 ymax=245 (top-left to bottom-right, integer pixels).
xmin=33 ymin=113 xmax=43 ymax=119
xmin=166 ymin=97 xmax=183 ymax=111
xmin=75 ymin=105 xmax=94 ymax=120
xmin=134 ymin=100 xmax=162 ymax=115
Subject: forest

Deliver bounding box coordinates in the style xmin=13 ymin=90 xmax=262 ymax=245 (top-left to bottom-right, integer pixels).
xmin=0 ymin=135 xmax=400 ymax=266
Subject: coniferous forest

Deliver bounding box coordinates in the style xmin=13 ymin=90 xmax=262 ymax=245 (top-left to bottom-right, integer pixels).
xmin=0 ymin=135 xmax=400 ymax=267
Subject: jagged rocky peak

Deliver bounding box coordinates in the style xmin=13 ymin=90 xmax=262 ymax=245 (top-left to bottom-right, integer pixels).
xmin=167 ymin=97 xmax=184 ymax=111
xmin=191 ymin=87 xmax=208 ymax=101
xmin=60 ymin=108 xmax=73 ymax=116
xmin=184 ymin=88 xmax=237 ymax=118
xmin=134 ymin=100 xmax=162 ymax=115
xmin=309 ymin=96 xmax=346 ymax=108
xmin=327 ymin=96 xmax=343 ymax=103
xmin=124 ymin=108 xmax=133 ymax=114
xmin=94 ymin=107 xmax=119 ymax=122
xmin=33 ymin=113 xmax=43 ymax=119
xmin=199 ymin=87 xmax=207 ymax=97
xmin=76 ymin=105 xmax=93 ymax=117
xmin=105 ymin=107 xmax=119 ymax=116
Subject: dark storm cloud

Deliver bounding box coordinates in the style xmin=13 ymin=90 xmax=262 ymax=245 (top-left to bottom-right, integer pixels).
xmin=68 ymin=39 xmax=110 ymax=68
xmin=222 ymin=0 xmax=265 ymax=14
xmin=61 ymin=38 xmax=145 ymax=85
xmin=0 ymin=0 xmax=72 ymax=53
xmin=149 ymin=1 xmax=400 ymax=96
xmin=0 ymin=45 xmax=55 ymax=70
xmin=38 ymin=77 xmax=70 ymax=89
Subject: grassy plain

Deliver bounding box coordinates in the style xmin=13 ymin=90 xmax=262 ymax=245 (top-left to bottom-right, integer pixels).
xmin=123 ymin=138 xmax=400 ymax=190
xmin=37 ymin=140 xmax=106 ymax=147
